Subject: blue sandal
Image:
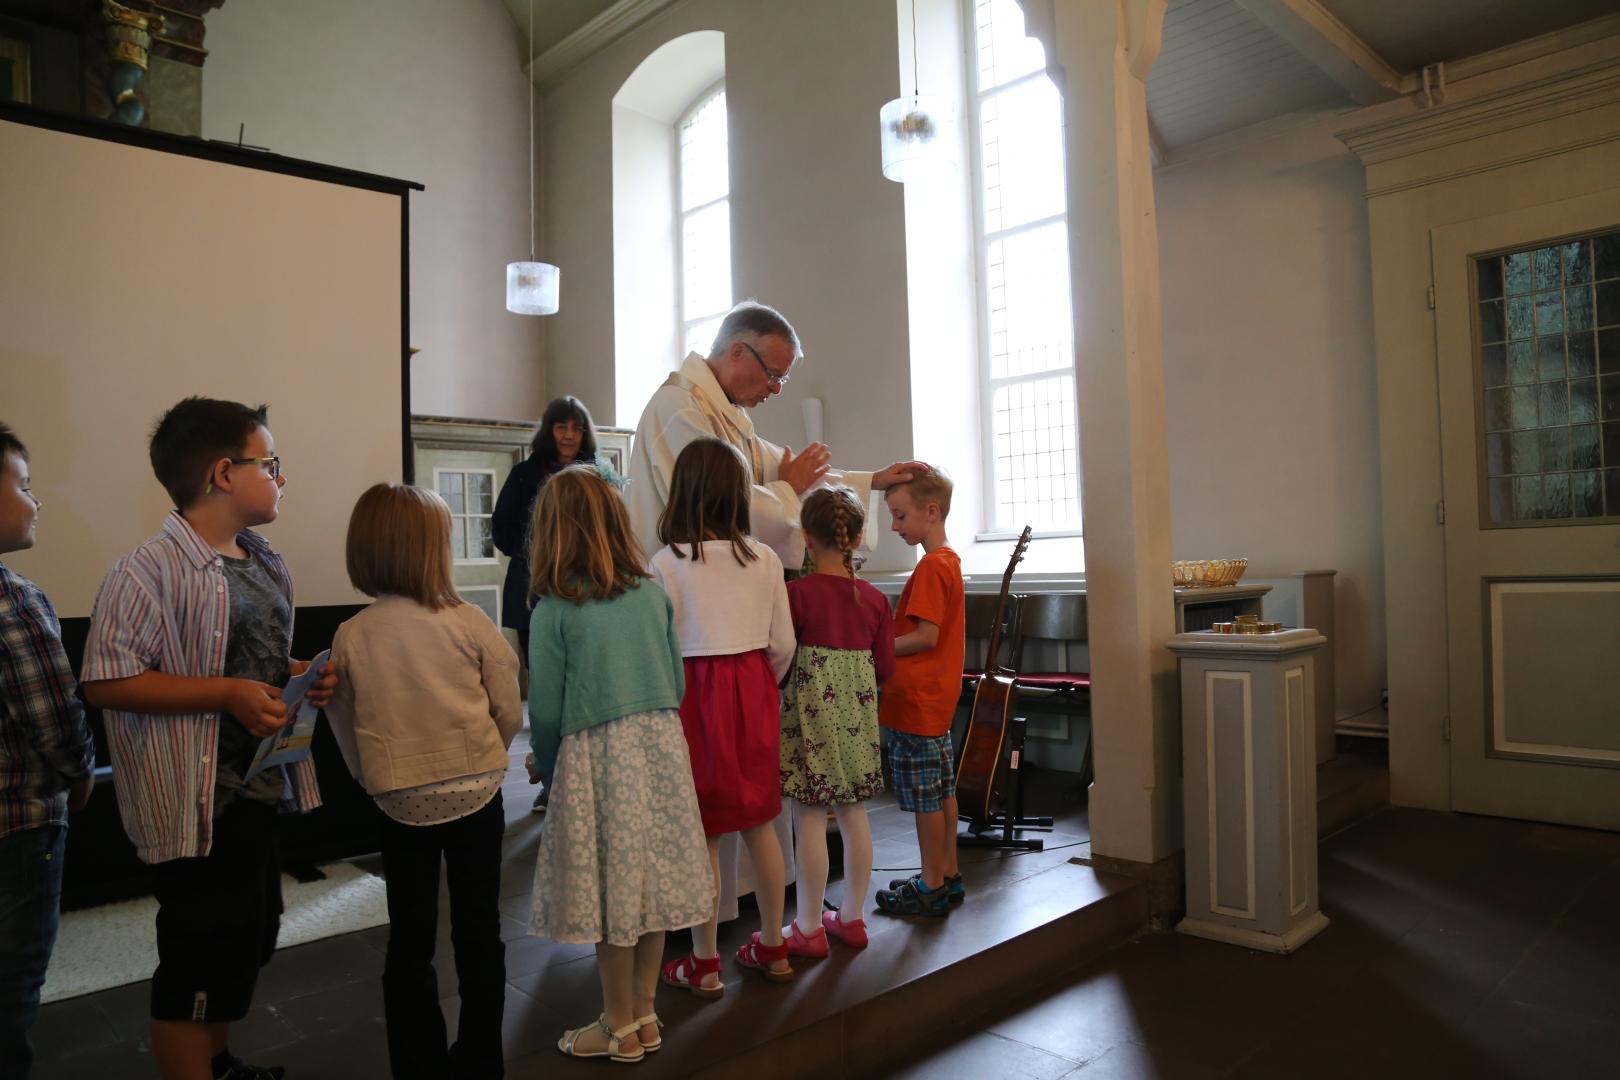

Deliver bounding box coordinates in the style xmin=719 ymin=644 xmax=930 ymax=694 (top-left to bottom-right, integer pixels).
xmin=875 ymin=876 xmax=950 ymax=917
xmin=888 ymin=872 xmax=965 ymax=905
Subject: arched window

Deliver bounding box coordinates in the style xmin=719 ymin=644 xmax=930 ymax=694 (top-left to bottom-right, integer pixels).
xmin=611 ymin=31 xmax=724 ymax=425
xmin=677 ymin=84 xmax=732 ymax=357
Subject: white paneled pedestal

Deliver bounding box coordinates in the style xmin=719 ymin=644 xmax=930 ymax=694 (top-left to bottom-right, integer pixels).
xmin=1168 ymin=629 xmax=1330 ymax=954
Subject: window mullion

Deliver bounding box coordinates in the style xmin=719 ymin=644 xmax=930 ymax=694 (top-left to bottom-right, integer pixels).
xmin=680 ymin=192 xmax=730 ymax=218
xmin=976 ymin=67 xmax=1049 ymax=103
xmin=684 ymin=306 xmax=732 ymax=328
xmin=987 ymin=368 xmax=1075 ymax=392
xmin=982 ymin=211 xmax=1068 ymax=246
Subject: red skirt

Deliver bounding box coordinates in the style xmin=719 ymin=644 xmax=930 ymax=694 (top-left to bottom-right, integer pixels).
xmin=678 ymin=650 xmax=781 ymax=836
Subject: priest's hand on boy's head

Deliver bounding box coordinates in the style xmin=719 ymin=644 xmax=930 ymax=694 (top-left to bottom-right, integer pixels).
xmin=874 ymin=460 xmax=930 ymax=490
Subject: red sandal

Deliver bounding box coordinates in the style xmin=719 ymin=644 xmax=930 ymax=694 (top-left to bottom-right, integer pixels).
xmin=736 ymin=937 xmax=794 ymax=982
xmin=660 ymin=952 xmax=723 ymax=999
xmin=757 ymin=921 xmax=828 ymax=959
xmin=822 ymin=910 xmax=869 ymax=948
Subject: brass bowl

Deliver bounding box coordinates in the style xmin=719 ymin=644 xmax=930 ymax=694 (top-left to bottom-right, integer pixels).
xmin=1172 ymin=558 xmax=1249 ymax=589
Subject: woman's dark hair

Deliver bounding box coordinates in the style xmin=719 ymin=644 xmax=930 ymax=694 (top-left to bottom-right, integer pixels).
xmin=657 ymin=437 xmax=756 ymax=566
xmin=530 ymin=395 xmax=598 ymax=466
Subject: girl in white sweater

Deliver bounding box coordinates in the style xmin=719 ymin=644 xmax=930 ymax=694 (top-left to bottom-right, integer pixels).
xmin=325 ymin=483 xmax=522 ymax=1080
xmin=651 ymin=438 xmax=797 ymax=995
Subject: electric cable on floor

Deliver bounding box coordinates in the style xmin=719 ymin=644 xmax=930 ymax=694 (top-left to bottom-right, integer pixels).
xmin=868 ymin=834 xmax=1091 ymax=874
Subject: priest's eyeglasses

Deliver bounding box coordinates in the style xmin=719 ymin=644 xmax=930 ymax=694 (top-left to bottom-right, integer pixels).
xmin=741 ymin=342 xmax=791 ymax=388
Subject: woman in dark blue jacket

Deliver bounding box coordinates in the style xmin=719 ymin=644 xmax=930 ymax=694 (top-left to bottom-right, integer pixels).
xmin=493 ymin=396 xmax=600 ymax=811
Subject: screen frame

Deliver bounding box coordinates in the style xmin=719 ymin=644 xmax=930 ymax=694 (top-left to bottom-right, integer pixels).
xmin=0 ymin=99 xmax=423 ymax=483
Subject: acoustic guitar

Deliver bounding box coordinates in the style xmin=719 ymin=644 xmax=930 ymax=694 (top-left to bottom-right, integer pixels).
xmin=954 ymin=526 xmax=1032 ymax=825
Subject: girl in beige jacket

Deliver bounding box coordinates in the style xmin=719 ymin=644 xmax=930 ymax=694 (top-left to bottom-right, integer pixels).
xmin=325 ymin=483 xmax=522 ymax=1080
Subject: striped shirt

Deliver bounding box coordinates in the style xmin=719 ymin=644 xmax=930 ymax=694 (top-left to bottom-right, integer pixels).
xmin=82 ymin=511 xmax=321 ymax=863
xmin=0 ymin=561 xmax=96 ymax=839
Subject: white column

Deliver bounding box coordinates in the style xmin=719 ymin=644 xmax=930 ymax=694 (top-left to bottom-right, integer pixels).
xmin=1019 ymin=0 xmax=1179 ymax=866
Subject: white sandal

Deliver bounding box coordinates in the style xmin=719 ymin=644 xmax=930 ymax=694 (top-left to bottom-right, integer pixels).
xmin=634 ymin=1012 xmax=663 ymax=1052
xmin=557 ymin=1014 xmax=645 ymax=1063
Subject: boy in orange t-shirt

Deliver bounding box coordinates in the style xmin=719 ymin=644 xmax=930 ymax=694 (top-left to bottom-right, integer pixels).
xmin=875 ymin=469 xmax=965 ymax=917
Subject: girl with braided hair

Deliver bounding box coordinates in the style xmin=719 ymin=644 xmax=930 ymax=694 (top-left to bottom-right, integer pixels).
xmin=773 ymin=485 xmax=895 ymax=955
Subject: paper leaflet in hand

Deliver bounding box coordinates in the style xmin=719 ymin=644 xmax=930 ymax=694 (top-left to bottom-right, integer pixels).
xmin=243 ymin=649 xmax=330 ymax=781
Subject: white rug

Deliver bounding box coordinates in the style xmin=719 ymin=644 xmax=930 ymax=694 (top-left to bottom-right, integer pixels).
xmin=42 ymin=861 xmax=391 ymax=1004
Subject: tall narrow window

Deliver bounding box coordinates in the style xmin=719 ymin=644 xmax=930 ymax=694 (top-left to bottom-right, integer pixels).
xmin=678 ymin=86 xmax=732 ymax=356
xmin=968 ymin=0 xmax=1079 ymax=533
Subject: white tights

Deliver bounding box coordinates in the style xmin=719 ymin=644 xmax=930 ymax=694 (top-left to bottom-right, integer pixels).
xmin=792 ymin=799 xmax=874 ymax=928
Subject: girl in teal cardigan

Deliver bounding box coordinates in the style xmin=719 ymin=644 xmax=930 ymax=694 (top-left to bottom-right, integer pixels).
xmin=526 ymin=465 xmax=713 ymax=1064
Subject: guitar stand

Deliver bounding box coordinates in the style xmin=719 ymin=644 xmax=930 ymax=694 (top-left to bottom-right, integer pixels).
xmin=957 ymin=716 xmax=1054 ymax=852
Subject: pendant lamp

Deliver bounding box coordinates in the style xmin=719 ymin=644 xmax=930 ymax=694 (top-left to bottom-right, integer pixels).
xmin=880 ymin=0 xmax=957 ymax=183
xmin=508 ymin=0 xmax=560 ymax=315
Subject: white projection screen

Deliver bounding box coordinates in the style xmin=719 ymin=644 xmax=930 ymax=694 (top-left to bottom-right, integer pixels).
xmin=0 ymin=112 xmax=416 ymax=618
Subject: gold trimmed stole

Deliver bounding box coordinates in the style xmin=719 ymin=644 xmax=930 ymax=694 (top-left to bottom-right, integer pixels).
xmin=662 ymin=369 xmax=767 ymax=483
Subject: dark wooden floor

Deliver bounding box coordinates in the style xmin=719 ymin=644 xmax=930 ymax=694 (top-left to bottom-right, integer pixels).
xmin=898 ymin=804 xmax=1620 ymax=1080
xmin=31 ymin=745 xmax=1111 ymax=1078
xmin=30 ymin=740 xmax=1620 ymax=1079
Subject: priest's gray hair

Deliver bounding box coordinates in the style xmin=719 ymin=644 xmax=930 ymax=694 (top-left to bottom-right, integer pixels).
xmin=710 ymin=300 xmax=803 ymax=360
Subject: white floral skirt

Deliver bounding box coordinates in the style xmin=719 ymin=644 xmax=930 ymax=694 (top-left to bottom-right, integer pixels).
xmin=530 ymin=709 xmax=715 ymax=946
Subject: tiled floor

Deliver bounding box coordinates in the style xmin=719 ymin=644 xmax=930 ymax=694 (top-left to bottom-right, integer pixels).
xmin=29 ymin=743 xmax=1620 ymax=1080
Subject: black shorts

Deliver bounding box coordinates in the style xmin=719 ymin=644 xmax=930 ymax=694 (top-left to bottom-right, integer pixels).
xmin=149 ymin=799 xmax=282 ymax=1024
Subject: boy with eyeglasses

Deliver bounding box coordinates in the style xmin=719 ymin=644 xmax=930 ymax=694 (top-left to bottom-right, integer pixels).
xmin=81 ymin=397 xmax=335 ymax=1080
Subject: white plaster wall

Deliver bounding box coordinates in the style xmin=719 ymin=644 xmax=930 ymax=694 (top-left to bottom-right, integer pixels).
xmin=1155 ymin=113 xmax=1386 ymax=720
xmin=541 ymin=0 xmax=916 ymax=570
xmin=202 ymin=0 xmax=547 ymax=420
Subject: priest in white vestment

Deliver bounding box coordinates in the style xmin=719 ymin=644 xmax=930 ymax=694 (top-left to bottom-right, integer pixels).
xmin=627 ymin=302 xmax=922 ymax=569
xmin=627 ymin=300 xmax=924 ymax=921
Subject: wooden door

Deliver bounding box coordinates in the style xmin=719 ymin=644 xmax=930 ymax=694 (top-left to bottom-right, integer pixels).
xmin=1432 ymin=191 xmax=1620 ymax=830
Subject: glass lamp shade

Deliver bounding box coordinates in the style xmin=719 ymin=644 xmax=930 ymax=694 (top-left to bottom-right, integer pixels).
xmin=879 ymin=95 xmax=957 ymax=183
xmin=505 ymin=261 xmax=560 ymax=315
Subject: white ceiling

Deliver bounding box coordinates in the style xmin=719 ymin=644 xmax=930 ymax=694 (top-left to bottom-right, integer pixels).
xmin=508 ymin=0 xmax=1620 ymax=155
xmin=1327 ymin=0 xmax=1620 ymax=72
xmin=1148 ymin=0 xmax=1350 ymax=149
xmin=1145 ymin=0 xmax=1620 ymax=152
